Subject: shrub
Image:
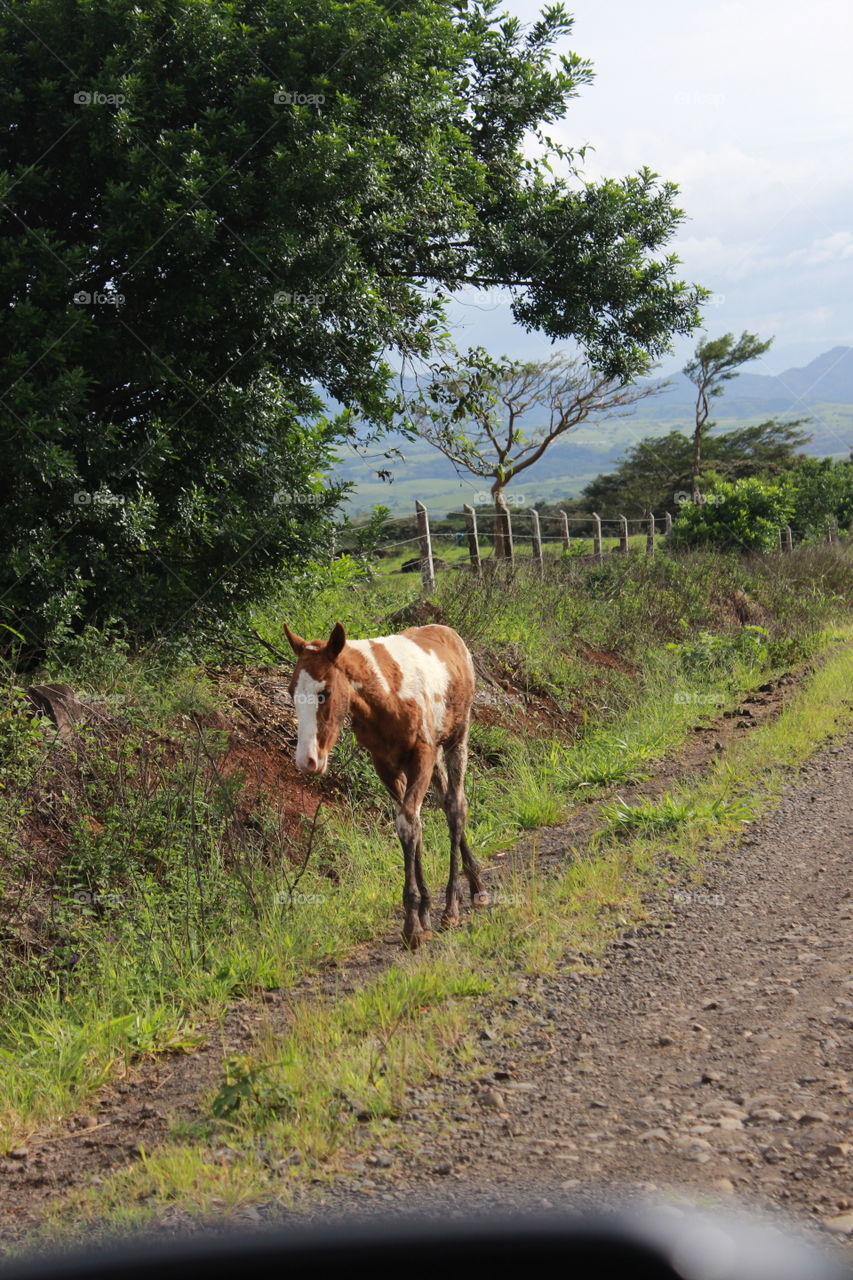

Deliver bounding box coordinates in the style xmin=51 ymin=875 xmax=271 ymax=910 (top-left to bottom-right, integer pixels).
xmin=782 ymin=457 xmax=853 ymax=539
xmin=670 ymin=478 xmax=794 ymax=553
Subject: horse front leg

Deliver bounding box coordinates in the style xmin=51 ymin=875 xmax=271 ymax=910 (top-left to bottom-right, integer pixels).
xmin=395 ymin=807 xmax=426 ymax=949
xmin=396 ymin=749 xmax=435 ymax=949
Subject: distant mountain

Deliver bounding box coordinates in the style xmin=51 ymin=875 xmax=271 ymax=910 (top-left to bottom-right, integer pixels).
xmin=649 ymin=346 xmax=853 ymax=419
xmin=334 ymin=347 xmax=853 ymax=515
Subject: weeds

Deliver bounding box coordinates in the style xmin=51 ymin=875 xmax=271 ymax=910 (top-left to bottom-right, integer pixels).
xmin=597 ymin=790 xmax=755 ymax=841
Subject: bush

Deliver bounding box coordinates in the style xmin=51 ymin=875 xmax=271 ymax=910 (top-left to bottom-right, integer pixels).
xmin=670 ymin=478 xmax=794 ymax=553
xmin=783 ymin=457 xmax=853 ymax=539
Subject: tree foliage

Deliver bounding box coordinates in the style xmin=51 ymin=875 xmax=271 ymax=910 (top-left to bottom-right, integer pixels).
xmin=581 ymin=420 xmax=811 ymax=516
xmin=670 ymin=477 xmax=795 ymax=554
xmin=0 ymin=0 xmax=702 ymax=646
xmin=408 ymin=347 xmax=658 ymax=551
xmin=783 ymin=456 xmax=853 ymax=538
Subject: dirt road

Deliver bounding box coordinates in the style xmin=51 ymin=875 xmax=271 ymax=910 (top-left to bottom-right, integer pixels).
xmin=299 ymin=730 xmax=853 ymax=1241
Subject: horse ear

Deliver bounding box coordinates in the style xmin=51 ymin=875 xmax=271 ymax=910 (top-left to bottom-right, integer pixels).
xmin=283 ymin=623 xmax=306 ymax=655
xmin=326 ymin=621 xmax=346 ymax=660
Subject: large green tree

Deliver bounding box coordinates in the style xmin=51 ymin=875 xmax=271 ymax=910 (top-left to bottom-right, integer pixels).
xmin=0 ymin=0 xmax=702 ymax=647
xmin=783 ymin=455 xmax=853 ymax=538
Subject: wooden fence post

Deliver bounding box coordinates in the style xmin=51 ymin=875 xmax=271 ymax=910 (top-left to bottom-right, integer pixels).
xmin=664 ymin=511 xmax=673 ymax=540
xmin=784 ymin=525 xmax=794 ymax=553
xmin=463 ymin=503 xmax=481 ymax=577
xmin=415 ymin=500 xmax=435 ymax=591
xmin=529 ymin=508 xmax=543 ymax=577
xmin=776 ymin=527 xmax=783 ymax=553
xmin=618 ymin=514 xmax=629 ymax=553
xmin=592 ymin=513 xmax=603 ymax=562
xmin=646 ymin=512 xmax=656 ymax=556
xmin=559 ymin=509 xmax=571 ymax=553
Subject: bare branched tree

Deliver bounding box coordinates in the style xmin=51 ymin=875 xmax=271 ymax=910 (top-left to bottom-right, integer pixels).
xmin=408 ymin=348 xmax=661 ymax=555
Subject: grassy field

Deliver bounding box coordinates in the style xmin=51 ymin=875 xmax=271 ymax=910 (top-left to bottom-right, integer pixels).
xmin=1 ymin=542 xmax=853 ymax=1203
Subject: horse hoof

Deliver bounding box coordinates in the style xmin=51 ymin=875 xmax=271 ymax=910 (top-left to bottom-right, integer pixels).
xmin=403 ymin=930 xmax=427 ymax=951
xmin=472 ymin=891 xmax=490 ymax=908
xmin=440 ymin=912 xmax=461 ymax=929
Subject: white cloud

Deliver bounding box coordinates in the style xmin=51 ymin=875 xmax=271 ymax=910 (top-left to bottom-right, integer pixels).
xmin=787 ymin=232 xmax=853 ymax=268
xmin=445 ymin=1 xmax=853 ymax=371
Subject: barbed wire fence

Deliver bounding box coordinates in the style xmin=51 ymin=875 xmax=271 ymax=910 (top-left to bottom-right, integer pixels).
xmin=332 ymin=501 xmax=842 ymax=588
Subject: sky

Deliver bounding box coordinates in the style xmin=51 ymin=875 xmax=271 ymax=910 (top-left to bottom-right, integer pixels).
xmin=445 ymin=0 xmax=853 ymax=379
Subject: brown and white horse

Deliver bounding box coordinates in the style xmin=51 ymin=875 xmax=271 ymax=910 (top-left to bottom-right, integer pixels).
xmin=283 ymin=621 xmax=488 ymax=948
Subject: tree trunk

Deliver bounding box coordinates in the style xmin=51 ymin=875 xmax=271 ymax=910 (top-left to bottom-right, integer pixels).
xmin=691 ymin=425 xmax=702 ymax=504
xmin=692 ymin=388 xmax=708 ymax=503
xmin=491 ymin=482 xmax=512 ymax=559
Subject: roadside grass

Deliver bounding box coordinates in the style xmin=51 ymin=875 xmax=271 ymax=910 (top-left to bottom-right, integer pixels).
xmin=25 ymin=629 xmax=853 ymax=1247
xmin=596 ymin=790 xmax=757 ymax=842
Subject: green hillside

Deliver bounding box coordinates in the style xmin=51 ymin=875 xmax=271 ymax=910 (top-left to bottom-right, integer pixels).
xmin=338 ymin=403 xmax=853 ymax=519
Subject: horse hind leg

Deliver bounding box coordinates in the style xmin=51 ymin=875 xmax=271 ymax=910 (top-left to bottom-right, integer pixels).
xmin=451 ymin=735 xmax=489 ymax=907
xmin=433 ymin=752 xmax=461 ymax=928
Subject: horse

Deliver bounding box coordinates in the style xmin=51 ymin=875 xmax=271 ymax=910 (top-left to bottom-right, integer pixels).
xmin=283 ymin=620 xmax=489 ymax=949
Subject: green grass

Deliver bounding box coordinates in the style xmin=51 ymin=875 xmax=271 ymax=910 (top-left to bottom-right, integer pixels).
xmin=597 ymin=789 xmax=756 ymax=840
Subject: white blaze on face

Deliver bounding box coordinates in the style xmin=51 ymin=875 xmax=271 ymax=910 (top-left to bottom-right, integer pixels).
xmin=293 ymin=669 xmax=327 ymax=771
